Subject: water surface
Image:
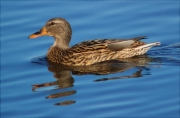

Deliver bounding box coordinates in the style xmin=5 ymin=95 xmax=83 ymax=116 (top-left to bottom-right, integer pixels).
xmin=1 ymin=1 xmax=179 ymax=117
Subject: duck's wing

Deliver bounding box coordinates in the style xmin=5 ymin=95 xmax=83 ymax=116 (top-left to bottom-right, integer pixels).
xmin=70 ymin=36 xmax=147 ymax=52
xmin=107 ymin=40 xmax=135 ymax=51
xmin=107 ymin=36 xmax=147 ymax=51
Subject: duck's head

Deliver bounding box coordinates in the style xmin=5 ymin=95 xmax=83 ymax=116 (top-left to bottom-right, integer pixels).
xmin=28 ymin=18 xmax=72 ymax=49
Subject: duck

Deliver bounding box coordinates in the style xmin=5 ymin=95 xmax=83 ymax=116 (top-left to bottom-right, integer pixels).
xmin=28 ymin=17 xmax=160 ymax=66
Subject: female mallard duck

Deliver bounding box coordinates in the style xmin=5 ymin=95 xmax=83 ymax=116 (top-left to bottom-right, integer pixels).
xmin=28 ymin=17 xmax=160 ymax=66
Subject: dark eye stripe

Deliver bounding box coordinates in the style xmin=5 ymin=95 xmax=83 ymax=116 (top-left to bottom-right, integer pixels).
xmin=50 ymin=22 xmax=55 ymax=25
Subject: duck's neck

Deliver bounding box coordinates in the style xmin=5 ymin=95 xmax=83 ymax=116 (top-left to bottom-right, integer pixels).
xmin=52 ymin=36 xmax=70 ymax=50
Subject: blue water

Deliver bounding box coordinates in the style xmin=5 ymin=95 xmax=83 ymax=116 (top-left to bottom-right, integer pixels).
xmin=1 ymin=1 xmax=179 ymax=117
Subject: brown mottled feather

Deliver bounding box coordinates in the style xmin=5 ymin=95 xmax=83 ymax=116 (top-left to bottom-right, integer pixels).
xmin=47 ymin=37 xmax=149 ymax=66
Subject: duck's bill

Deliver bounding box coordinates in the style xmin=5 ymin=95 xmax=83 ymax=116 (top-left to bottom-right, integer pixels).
xmin=28 ymin=27 xmax=47 ymax=39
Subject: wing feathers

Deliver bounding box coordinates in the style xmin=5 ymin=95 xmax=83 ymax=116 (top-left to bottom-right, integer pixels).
xmin=107 ymin=40 xmax=135 ymax=51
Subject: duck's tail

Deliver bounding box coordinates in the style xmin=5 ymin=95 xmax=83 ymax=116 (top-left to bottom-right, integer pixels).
xmin=134 ymin=42 xmax=161 ymax=56
xmin=135 ymin=42 xmax=161 ymax=49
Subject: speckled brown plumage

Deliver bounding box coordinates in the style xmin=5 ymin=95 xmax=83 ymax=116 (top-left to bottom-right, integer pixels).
xmin=29 ymin=17 xmax=160 ymax=66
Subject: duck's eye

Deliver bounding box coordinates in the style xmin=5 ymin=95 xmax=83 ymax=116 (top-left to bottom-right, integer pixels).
xmin=50 ymin=22 xmax=55 ymax=25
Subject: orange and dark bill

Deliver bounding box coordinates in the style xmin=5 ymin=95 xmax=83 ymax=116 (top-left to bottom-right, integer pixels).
xmin=28 ymin=27 xmax=48 ymax=39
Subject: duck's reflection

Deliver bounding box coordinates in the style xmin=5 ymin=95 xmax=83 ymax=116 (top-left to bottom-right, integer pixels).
xmin=31 ymin=55 xmax=160 ymax=106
